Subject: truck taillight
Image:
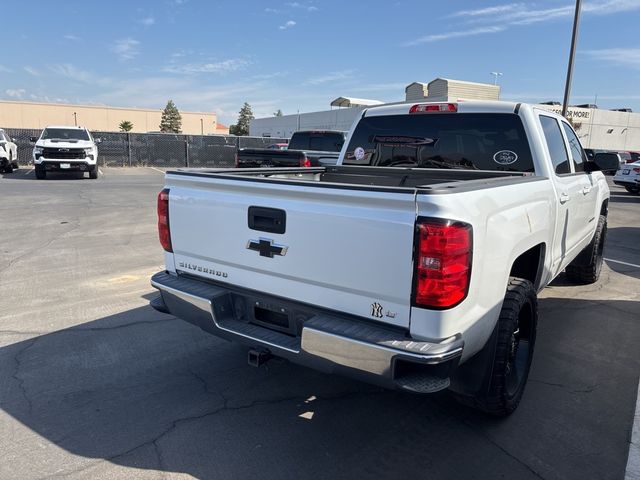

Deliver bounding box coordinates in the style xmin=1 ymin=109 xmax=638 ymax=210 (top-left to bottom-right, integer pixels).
xmin=633 ymin=167 xmax=640 ymax=173
xmin=409 ymin=103 xmax=458 ymax=113
xmin=413 ymin=219 xmax=472 ymax=309
xmin=300 ymin=157 xmax=312 ymax=167
xmin=157 ymin=188 xmax=172 ymax=252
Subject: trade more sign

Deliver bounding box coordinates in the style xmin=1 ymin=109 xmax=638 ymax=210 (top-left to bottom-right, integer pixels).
xmin=536 ymin=104 xmax=592 ymax=120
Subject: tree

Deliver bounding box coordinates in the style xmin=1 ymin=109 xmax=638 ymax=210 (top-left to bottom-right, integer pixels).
xmin=159 ymin=100 xmax=182 ymax=133
xmin=273 ymin=109 xmax=283 ymax=117
xmin=119 ymin=120 xmax=133 ymax=132
xmin=229 ymin=102 xmax=254 ymax=136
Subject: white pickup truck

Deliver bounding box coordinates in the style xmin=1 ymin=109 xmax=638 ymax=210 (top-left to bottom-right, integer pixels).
xmin=150 ymin=101 xmax=618 ymax=415
xmin=31 ymin=126 xmax=100 ymax=179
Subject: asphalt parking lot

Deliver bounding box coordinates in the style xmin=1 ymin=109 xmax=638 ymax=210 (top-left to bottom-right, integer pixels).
xmin=0 ymin=167 xmax=638 ymax=480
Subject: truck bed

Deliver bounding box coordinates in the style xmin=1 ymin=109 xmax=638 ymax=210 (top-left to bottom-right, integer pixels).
xmin=167 ymin=165 xmax=544 ymax=193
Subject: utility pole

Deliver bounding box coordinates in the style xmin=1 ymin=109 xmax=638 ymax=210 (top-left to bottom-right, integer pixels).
xmin=200 ymin=118 xmax=204 ymax=135
xmin=562 ymin=0 xmax=582 ymax=118
xmin=73 ymin=112 xmax=77 ymax=126
xmin=490 ymin=72 xmax=503 ymax=86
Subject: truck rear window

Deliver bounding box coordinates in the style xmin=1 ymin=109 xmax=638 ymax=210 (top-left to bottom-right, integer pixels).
xmin=288 ymin=132 xmax=344 ymax=152
xmin=343 ymin=113 xmax=534 ymax=172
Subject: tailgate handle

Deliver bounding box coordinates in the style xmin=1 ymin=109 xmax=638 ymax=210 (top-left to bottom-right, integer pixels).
xmin=248 ymin=206 xmax=286 ymax=234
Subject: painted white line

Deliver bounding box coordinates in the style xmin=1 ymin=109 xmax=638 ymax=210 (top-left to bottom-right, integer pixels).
xmin=149 ymin=167 xmax=166 ymax=174
xmin=98 ymin=169 xmax=104 ymax=175
xmin=625 ymin=379 xmax=640 ymax=480
xmin=605 ymin=258 xmax=640 ymax=269
xmin=23 ymin=168 xmax=34 ymax=175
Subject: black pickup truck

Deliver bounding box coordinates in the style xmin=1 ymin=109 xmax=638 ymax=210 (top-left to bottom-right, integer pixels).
xmin=236 ymin=130 xmax=346 ymax=168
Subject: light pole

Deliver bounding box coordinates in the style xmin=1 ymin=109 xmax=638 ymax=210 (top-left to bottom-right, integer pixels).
xmin=200 ymin=118 xmax=204 ymax=135
xmin=490 ymin=72 xmax=503 ymax=85
xmin=73 ymin=112 xmax=77 ymax=126
xmin=562 ymin=0 xmax=582 ymax=118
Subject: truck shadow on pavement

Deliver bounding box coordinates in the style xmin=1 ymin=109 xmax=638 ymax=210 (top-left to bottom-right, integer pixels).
xmin=1 ymin=297 xmax=638 ymax=479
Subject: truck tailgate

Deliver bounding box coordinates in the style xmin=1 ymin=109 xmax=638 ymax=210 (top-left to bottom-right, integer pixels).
xmin=166 ymin=173 xmax=417 ymax=328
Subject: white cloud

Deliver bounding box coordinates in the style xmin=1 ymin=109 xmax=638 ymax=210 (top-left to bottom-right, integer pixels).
xmin=285 ymin=2 xmax=318 ymax=11
xmin=408 ymin=0 xmax=640 ymax=45
xmin=265 ymin=7 xmax=278 ymax=13
xmin=304 ymin=69 xmax=356 ymax=85
xmin=111 ymin=38 xmax=140 ymax=61
xmin=162 ymin=59 xmax=250 ymax=74
xmin=451 ymin=3 xmax=524 ymax=17
xmin=279 ymin=20 xmax=296 ymax=30
xmin=584 ymin=48 xmax=640 ymax=69
xmin=5 ymin=89 xmax=26 ymax=99
xmin=24 ymin=66 xmax=41 ymax=76
xmin=64 ymin=34 xmax=81 ymax=41
xmin=0 ymin=65 xmax=13 ymax=73
xmin=404 ymin=26 xmax=506 ymax=46
xmin=139 ymin=16 xmax=156 ymax=26
xmin=48 ymin=64 xmax=113 ymax=87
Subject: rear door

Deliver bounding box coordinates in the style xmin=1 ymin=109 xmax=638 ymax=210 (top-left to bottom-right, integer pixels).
xmin=560 ymin=121 xmax=598 ymax=243
xmin=537 ymin=114 xmax=585 ymax=273
xmin=167 ymin=173 xmax=417 ymax=328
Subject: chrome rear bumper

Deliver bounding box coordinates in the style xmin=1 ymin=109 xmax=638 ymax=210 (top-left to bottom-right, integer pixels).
xmin=151 ymin=271 xmax=463 ymax=393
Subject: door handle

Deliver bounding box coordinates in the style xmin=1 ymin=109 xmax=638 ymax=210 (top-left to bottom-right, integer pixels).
xmin=581 ymin=186 xmax=592 ymax=195
xmin=559 ymin=193 xmax=570 ymax=204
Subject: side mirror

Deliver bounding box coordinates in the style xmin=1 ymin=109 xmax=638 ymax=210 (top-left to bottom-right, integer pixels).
xmin=94 ymin=138 xmax=102 ymax=144
xmin=586 ymin=152 xmax=620 ymax=173
xmin=11 ymin=138 xmax=16 ymax=142
xmin=29 ymin=136 xmax=38 ymax=143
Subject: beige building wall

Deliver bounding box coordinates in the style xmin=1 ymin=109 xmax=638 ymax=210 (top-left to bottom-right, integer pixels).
xmin=0 ymin=101 xmax=219 ymax=135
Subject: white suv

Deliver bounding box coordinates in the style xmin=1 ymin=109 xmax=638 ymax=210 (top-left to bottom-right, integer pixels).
xmin=32 ymin=126 xmax=100 ymax=179
xmin=0 ymin=129 xmax=18 ymax=173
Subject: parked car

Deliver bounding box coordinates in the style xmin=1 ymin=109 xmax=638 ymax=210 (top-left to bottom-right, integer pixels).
xmin=0 ymin=129 xmax=18 ymax=173
xmin=266 ymin=143 xmax=288 ymax=150
xmin=613 ymin=160 xmax=640 ymax=194
xmin=236 ymin=130 xmax=346 ymax=168
xmin=31 ymin=126 xmax=100 ymax=179
xmin=616 ymin=151 xmax=640 ymax=164
xmin=150 ymin=101 xmax=616 ymax=416
xmin=617 ymin=151 xmax=633 ymax=165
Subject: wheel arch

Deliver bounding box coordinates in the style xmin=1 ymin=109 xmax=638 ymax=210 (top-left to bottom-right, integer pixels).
xmin=509 ymin=243 xmax=546 ymax=291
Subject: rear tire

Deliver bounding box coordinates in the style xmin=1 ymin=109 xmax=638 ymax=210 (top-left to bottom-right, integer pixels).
xmin=458 ymin=277 xmax=537 ymax=416
xmin=89 ymin=166 xmax=98 ymax=179
xmin=35 ymin=165 xmax=46 ymax=179
xmin=624 ymin=186 xmax=640 ymax=194
xmin=3 ymin=162 xmax=13 ymax=174
xmin=565 ymin=215 xmax=606 ymax=284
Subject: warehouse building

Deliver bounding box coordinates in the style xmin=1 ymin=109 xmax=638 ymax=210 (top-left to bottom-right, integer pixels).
xmin=0 ymin=100 xmax=227 ymax=135
xmin=250 ymin=77 xmax=640 ymax=151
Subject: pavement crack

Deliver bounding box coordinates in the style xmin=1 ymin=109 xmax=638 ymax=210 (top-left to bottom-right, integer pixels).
xmin=108 ymin=388 xmax=383 ymax=465
xmin=529 ymin=379 xmax=598 ymax=394
xmin=0 ymin=222 xmax=80 ymax=275
xmin=72 ymin=317 xmax=176 ymax=332
xmin=463 ymin=421 xmax=547 ymax=479
xmin=10 ymin=339 xmax=38 ymax=415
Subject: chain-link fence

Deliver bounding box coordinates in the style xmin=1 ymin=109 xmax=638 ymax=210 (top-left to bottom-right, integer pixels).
xmin=2 ymin=128 xmax=288 ymax=167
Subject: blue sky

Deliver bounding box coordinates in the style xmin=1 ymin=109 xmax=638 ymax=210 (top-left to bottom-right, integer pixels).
xmin=1 ymin=0 xmax=640 ymax=125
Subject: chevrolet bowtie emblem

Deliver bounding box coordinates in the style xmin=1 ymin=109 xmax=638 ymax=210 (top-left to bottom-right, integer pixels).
xmin=246 ymin=238 xmax=288 ymax=258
